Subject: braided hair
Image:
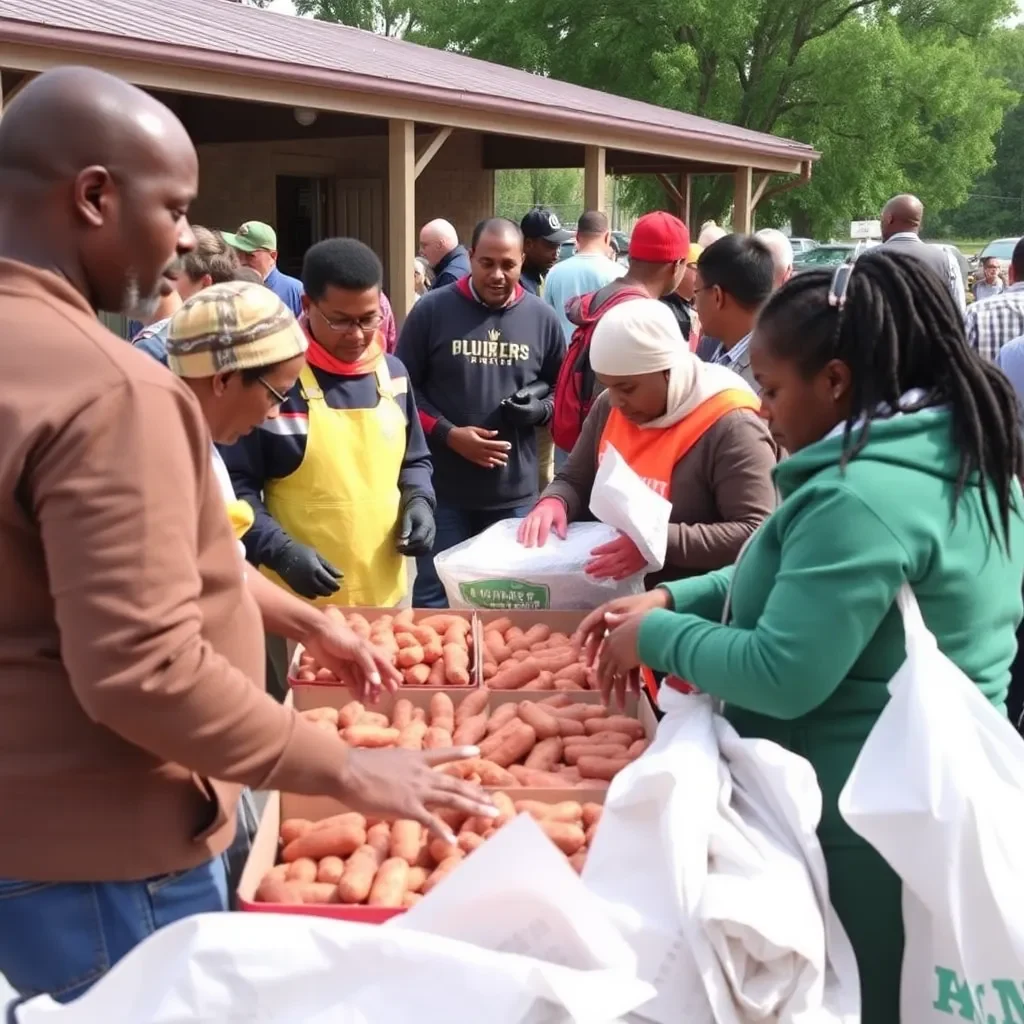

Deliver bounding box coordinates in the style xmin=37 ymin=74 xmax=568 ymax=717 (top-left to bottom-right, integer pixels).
xmin=757 ymin=249 xmax=1022 ymax=546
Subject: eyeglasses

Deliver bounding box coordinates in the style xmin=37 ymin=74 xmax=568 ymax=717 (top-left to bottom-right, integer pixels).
xmin=258 ymin=377 xmax=288 ymax=406
xmin=313 ymin=304 xmax=383 ymax=334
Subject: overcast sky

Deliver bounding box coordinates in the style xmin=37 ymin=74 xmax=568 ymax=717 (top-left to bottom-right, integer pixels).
xmin=265 ymin=1 xmax=1023 ymax=25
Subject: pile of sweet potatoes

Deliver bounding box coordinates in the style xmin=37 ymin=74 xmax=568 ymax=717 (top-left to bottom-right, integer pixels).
xmin=254 ymin=797 xmax=604 ymax=908
xmin=292 ymin=609 xmax=474 ymax=687
xmin=481 ymin=617 xmax=595 ymax=691
xmin=298 ymin=690 xmax=648 ymax=788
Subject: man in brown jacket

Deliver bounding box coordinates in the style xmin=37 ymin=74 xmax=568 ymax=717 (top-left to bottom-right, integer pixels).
xmin=0 ymin=68 xmax=493 ymax=1004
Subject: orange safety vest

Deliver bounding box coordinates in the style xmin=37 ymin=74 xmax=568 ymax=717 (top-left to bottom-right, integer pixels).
xmin=597 ymin=388 xmax=761 ymax=702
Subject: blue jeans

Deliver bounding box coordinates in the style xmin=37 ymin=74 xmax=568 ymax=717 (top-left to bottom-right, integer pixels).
xmin=0 ymin=857 xmax=228 ymax=1004
xmin=414 ymin=501 xmax=534 ymax=608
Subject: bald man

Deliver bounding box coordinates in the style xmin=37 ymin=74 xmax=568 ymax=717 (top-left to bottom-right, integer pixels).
xmin=755 ymin=228 xmax=794 ymax=289
xmin=419 ymin=217 xmax=471 ymax=290
xmin=881 ymin=193 xmax=966 ymax=313
xmin=0 ymin=67 xmax=491 ymax=1002
xmin=398 ymin=217 xmax=564 ymax=606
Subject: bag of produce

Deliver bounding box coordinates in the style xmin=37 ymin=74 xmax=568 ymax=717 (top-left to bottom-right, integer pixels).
xmin=434 ymin=519 xmax=647 ymax=610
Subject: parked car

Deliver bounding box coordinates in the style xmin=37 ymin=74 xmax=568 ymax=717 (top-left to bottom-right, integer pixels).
xmin=558 ymin=238 xmax=577 ymax=262
xmin=793 ymin=243 xmax=856 ymax=272
xmin=789 ymin=237 xmax=819 ymax=255
xmin=978 ymin=237 xmax=1021 ymax=279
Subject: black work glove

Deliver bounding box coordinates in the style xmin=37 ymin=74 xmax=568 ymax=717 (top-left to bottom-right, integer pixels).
xmin=266 ymin=540 xmax=343 ymax=599
xmin=396 ymin=495 xmax=436 ymax=556
xmin=501 ymin=381 xmax=552 ymax=429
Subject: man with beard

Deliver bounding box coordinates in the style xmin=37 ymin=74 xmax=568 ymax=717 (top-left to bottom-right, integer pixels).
xmin=398 ymin=217 xmax=564 ymax=607
xmin=0 ymin=67 xmax=494 ymax=1002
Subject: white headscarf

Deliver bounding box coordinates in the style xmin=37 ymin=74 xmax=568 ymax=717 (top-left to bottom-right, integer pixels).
xmin=589 ymin=298 xmax=755 ymax=430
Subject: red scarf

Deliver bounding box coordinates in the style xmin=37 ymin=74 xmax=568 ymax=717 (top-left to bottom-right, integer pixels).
xmin=302 ymin=317 xmax=384 ymax=376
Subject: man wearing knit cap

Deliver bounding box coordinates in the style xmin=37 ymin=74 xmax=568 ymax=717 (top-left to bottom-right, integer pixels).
xmin=551 ymin=210 xmax=689 ymax=454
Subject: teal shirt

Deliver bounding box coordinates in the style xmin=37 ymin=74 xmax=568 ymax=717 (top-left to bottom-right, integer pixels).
xmin=638 ymin=407 xmax=1024 ymax=734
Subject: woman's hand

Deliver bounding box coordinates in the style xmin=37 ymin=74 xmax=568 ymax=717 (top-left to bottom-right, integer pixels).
xmin=585 ymin=533 xmax=648 ymax=580
xmin=575 ymin=589 xmax=672 ymax=670
xmin=338 ymin=746 xmax=498 ymax=843
xmin=594 ymin=612 xmax=648 ymax=710
xmin=517 ymin=497 xmax=568 ymax=547
xmin=304 ymin=617 xmax=402 ymax=702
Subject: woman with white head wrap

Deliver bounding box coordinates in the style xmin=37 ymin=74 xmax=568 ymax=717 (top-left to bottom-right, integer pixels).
xmin=519 ymin=298 xmax=777 ymax=584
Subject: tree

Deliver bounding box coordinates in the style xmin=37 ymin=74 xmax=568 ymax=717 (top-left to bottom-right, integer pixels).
xmin=495 ymin=169 xmax=584 ymax=224
xmin=294 ymin=0 xmax=422 ymax=36
xmin=406 ymin=0 xmax=1017 ymax=236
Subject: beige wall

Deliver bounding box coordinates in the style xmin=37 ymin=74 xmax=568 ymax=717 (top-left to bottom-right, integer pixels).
xmin=190 ymin=129 xmax=493 ymax=279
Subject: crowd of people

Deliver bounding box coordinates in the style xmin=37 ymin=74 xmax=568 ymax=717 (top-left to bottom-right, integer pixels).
xmin=2 ymin=65 xmax=1024 ymax=1024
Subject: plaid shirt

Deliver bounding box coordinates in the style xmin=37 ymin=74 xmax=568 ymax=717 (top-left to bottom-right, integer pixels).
xmin=965 ymin=282 xmax=1024 ymax=363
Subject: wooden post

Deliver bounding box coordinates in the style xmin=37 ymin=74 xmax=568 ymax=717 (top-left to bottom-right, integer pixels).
xmin=584 ymin=145 xmax=606 ymax=212
xmin=732 ymin=166 xmax=753 ymax=233
xmin=676 ymin=172 xmax=692 ymax=228
xmin=388 ymin=119 xmax=415 ymax=325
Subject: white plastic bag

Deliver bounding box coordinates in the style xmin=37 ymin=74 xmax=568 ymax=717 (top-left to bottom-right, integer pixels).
xmin=839 ymin=584 xmax=1024 ymax=1024
xmin=588 ymin=445 xmax=671 ymax=572
xmin=583 ymin=694 xmax=859 ymax=1024
xmin=434 ymin=518 xmax=646 ymax=609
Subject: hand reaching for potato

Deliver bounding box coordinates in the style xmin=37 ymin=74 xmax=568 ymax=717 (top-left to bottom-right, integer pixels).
xmin=338 ymin=745 xmax=498 ymax=843
xmin=303 ymin=607 xmax=403 ymax=702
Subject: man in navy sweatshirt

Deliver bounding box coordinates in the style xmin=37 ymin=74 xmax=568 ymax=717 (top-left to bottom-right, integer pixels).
xmin=398 ymin=217 xmax=565 ymax=607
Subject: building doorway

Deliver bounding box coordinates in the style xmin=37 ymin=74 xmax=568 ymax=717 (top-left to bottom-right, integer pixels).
xmin=275 ymin=175 xmax=328 ymax=277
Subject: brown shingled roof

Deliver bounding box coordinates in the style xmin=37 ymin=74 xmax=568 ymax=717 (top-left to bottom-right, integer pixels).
xmin=0 ymin=0 xmax=818 ymax=167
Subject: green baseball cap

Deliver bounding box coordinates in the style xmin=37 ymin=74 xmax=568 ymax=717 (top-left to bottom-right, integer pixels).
xmin=222 ymin=220 xmax=277 ymax=254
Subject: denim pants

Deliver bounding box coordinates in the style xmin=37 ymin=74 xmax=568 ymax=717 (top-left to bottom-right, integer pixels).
xmin=0 ymin=857 xmax=228 ymax=1004
xmin=413 ymin=501 xmax=533 ymax=608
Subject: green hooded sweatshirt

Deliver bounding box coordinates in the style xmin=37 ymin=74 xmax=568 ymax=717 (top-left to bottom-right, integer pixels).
xmin=637 ymin=406 xmax=1024 ymax=1023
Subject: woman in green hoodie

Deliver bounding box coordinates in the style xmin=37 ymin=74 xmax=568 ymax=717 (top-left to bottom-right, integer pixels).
xmin=579 ymin=249 xmax=1024 ymax=1022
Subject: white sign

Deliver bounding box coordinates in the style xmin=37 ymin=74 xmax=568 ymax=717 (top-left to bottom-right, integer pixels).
xmin=850 ymin=220 xmax=882 ymax=240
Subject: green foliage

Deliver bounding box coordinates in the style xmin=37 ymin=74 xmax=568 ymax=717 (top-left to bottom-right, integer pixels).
xmin=494 ymin=169 xmax=583 ymax=224
xmin=293 ymin=0 xmax=422 ymax=36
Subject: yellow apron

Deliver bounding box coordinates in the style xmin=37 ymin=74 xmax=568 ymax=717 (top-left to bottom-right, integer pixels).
xmin=260 ymin=361 xmax=407 ymax=608
xmin=226 ymin=499 xmax=255 ymax=541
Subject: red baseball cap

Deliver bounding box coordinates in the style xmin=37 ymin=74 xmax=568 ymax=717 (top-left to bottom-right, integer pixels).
xmin=628 ymin=211 xmax=690 ymax=263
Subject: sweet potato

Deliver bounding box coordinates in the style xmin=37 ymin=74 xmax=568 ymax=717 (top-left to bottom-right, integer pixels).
xmin=392 ymin=699 xmax=414 ymax=730
xmin=483 ymin=616 xmax=513 ymax=635
xmin=518 ymin=624 xmax=551 ymax=650
xmin=442 ymin=643 xmax=471 ymax=686
xmin=312 ymin=812 xmax=367 ymax=832
xmin=370 ymin=627 xmax=398 ymax=656
xmin=289 ymin=882 xmax=338 ymax=904
xmin=429 ymin=693 xmax=455 ymax=731
xmin=475 ymin=760 xmax=518 ymax=787
xmin=265 ymin=862 xmax=291 ymax=883
xmin=483 ymin=661 xmax=498 ymax=679
xmin=365 ymin=822 xmax=391 ymax=858
xmin=443 ymin=623 xmax=472 ymax=647
xmin=426 ymin=661 xmax=446 ymax=686
xmin=397 ymin=720 xmax=428 ymax=750
xmin=484 ymin=630 xmax=511 ymax=664
xmin=394 ymin=608 xmax=416 ymax=629
xmin=342 ymin=725 xmax=400 ymax=748
xmin=316 ymin=856 xmax=346 ymax=884
xmin=527 ymin=671 xmax=556 ymax=690
xmin=418 ymin=614 xmax=465 ymax=631
xmin=313 ymin=667 xmax=338 ymax=683
xmin=539 ymin=694 xmax=572 ymax=708
xmin=286 ymin=857 xmax=318 ymax=883
xmin=556 ymin=716 xmax=586 ymax=738
xmin=293 ymin=668 xmax=317 ymax=684
xmin=357 ymin=711 xmax=390 ymax=729
xmin=576 ymin=755 xmax=632 ymax=781
xmin=280 ymin=818 xmax=315 ymax=844
xmin=422 ymin=853 xmax=464 ymax=894
xmin=337 ymin=701 xmax=365 ymax=729
xmin=337 ymin=848 xmax=380 ymax=903
xmin=368 ymin=857 xmax=409 ymax=908
xmin=582 ymin=803 xmax=603 ymax=829
xmin=511 ymin=650 xmax=531 ymax=662
xmin=403 ymin=892 xmax=423 ymax=908
xmin=485 ymin=703 xmax=519 ymax=735
xmin=541 ymin=821 xmax=586 ymax=856
xmin=584 ymin=730 xmax=633 ymax=747
xmin=559 ymin=766 xmax=582 ymax=784
xmin=553 ymin=704 xmax=608 ymax=722
xmin=564 ymin=743 xmax=628 ymax=765
xmin=423 ymin=726 xmax=452 ymax=750
xmin=569 ymin=850 xmax=588 ymax=874
xmin=552 ymin=664 xmax=587 ymax=688
xmin=629 ymin=739 xmax=650 ymax=759
xmin=429 ymin=834 xmax=459 ymax=862
xmin=524 ymin=736 xmax=563 ymax=771
xmin=406 ymin=866 xmax=429 ymax=893
xmin=486 ymin=720 xmax=537 ymax=768
xmin=507 ymin=765 xmax=566 ymax=787
xmin=452 ymin=713 xmax=488 ymax=746
xmin=514 ymin=800 xmax=582 ymax=823
xmin=396 ymin=631 xmax=420 ymax=650
xmin=408 ymin=624 xmax=439 ymax=646
xmin=282 ymin=820 xmax=367 ymax=862
xmin=301 ymin=706 xmax=340 ymax=726
xmin=489 ymin=658 xmax=544 ymax=691
xmin=504 ymin=627 xmax=525 ymax=646
xmin=585 ymin=716 xmax=645 ymax=740
xmin=518 ymin=701 xmax=561 ymax=740
xmin=255 ymin=876 xmax=303 ymax=904
xmin=396 ymin=644 xmax=425 ymax=668
xmin=455 ymin=688 xmax=490 ymax=724
xmin=491 ymin=791 xmax=517 ymax=827
xmin=389 ymin=820 xmax=422 ymax=863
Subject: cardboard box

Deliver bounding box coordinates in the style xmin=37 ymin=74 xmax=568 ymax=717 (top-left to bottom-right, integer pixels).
xmin=287 ymin=607 xmax=479 ymax=691
xmin=237 ymin=786 xmax=607 ymax=923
